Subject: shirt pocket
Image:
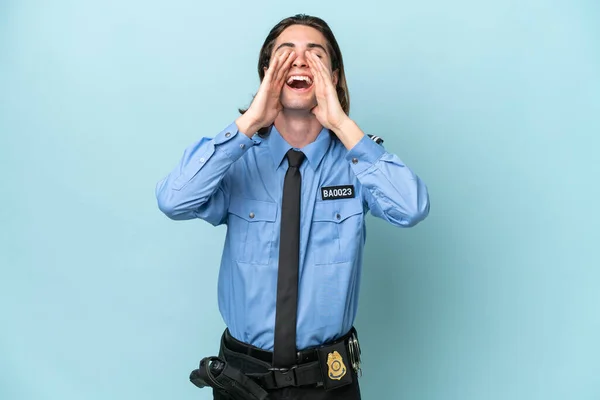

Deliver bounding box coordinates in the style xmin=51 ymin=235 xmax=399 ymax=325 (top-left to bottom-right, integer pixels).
xmin=227 ymin=196 xmax=278 ymax=265
xmin=310 ymin=198 xmax=364 ymax=265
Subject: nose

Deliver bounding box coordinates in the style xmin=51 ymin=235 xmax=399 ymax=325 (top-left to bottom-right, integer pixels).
xmin=292 ymin=52 xmax=308 ymax=68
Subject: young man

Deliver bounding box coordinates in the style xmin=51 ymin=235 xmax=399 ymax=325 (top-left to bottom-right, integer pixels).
xmin=156 ymin=14 xmax=429 ymax=400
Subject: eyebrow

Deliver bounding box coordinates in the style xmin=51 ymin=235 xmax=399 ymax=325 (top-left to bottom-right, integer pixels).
xmin=275 ymin=42 xmax=328 ymax=53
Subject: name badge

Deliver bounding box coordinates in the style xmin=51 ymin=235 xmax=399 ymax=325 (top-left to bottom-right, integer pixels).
xmin=321 ymin=185 xmax=355 ymax=200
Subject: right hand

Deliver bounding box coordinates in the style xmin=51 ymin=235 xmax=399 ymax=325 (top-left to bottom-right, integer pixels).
xmin=236 ymin=49 xmax=296 ymax=136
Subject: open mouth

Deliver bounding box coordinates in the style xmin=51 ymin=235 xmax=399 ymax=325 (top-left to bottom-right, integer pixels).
xmin=286 ymin=75 xmax=314 ymax=91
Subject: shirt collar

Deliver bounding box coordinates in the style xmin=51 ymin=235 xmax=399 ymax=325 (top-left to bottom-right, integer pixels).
xmin=268 ymin=124 xmax=332 ymax=171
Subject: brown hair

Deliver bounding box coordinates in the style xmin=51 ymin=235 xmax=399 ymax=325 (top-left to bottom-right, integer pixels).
xmin=239 ymin=14 xmax=350 ymax=136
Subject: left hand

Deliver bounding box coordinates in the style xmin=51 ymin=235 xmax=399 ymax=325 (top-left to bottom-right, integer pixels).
xmin=306 ymin=51 xmax=349 ymax=131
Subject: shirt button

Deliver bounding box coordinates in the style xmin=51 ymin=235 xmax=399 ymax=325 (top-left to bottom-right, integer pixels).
xmin=225 ymin=132 xmax=231 ymax=138
xmin=249 ymin=212 xmax=255 ymax=219
xmin=352 ymin=158 xmax=358 ymax=164
xmin=240 ymin=144 xmax=245 ymax=149
xmin=336 ymin=213 xmax=341 ymax=220
xmin=199 ymin=157 xmax=205 ymax=163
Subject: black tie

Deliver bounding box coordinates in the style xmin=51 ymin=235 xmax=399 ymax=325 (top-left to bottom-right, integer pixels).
xmin=273 ymin=149 xmax=305 ymax=367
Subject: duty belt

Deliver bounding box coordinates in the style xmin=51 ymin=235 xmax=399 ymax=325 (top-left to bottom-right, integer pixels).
xmin=189 ymin=327 xmax=362 ymax=400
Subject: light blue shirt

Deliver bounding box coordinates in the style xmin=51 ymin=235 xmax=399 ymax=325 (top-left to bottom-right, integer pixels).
xmin=156 ymin=121 xmax=429 ymax=351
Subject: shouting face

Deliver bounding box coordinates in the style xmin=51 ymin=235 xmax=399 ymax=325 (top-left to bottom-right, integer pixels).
xmin=270 ymin=25 xmax=339 ymax=112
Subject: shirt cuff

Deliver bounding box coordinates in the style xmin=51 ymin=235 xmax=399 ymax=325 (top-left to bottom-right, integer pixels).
xmin=345 ymin=134 xmax=386 ymax=175
xmin=213 ymin=121 xmax=256 ymax=161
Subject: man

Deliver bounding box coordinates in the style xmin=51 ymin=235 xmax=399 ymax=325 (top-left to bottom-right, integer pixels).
xmin=156 ymin=14 xmax=429 ymax=400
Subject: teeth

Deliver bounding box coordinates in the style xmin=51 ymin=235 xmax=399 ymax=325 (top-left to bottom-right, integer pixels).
xmin=286 ymin=75 xmax=313 ymax=85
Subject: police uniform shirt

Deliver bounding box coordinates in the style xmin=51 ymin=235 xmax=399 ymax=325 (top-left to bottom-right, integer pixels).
xmin=156 ymin=121 xmax=430 ymax=351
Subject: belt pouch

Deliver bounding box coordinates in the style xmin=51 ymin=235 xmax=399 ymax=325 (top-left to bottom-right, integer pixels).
xmin=189 ymin=357 xmax=268 ymax=400
xmin=317 ymin=340 xmax=353 ymax=390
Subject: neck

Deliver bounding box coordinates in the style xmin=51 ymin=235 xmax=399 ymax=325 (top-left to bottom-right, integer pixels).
xmin=273 ymin=109 xmax=323 ymax=148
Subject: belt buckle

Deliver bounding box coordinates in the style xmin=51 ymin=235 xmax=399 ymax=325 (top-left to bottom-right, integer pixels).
xmin=268 ymin=365 xmax=298 ymax=388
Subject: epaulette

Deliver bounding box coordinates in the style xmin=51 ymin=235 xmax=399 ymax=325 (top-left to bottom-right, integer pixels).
xmin=367 ymin=134 xmax=384 ymax=145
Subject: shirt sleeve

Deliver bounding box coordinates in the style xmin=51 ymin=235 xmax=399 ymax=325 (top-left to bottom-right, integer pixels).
xmin=155 ymin=121 xmax=256 ymax=225
xmin=345 ymin=135 xmax=430 ymax=227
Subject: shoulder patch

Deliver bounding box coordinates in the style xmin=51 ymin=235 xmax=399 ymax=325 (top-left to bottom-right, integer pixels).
xmin=367 ymin=134 xmax=384 ymax=145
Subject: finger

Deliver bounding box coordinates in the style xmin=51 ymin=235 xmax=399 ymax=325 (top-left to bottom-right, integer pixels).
xmin=311 ymin=57 xmax=337 ymax=101
xmin=269 ymin=50 xmax=291 ymax=86
xmin=306 ymin=52 xmax=324 ymax=89
xmin=275 ymin=51 xmax=295 ymax=86
xmin=309 ymin=52 xmax=332 ymax=84
xmin=305 ymin=52 xmax=319 ymax=79
xmin=263 ymin=55 xmax=280 ymax=83
xmin=264 ymin=50 xmax=288 ymax=82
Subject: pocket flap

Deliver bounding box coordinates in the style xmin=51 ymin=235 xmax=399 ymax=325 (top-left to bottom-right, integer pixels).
xmin=313 ymin=199 xmax=363 ymax=223
xmin=229 ymin=196 xmax=277 ymax=222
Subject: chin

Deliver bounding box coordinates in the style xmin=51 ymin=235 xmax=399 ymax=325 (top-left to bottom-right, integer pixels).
xmin=282 ymin=102 xmax=316 ymax=112
xmin=280 ymin=84 xmax=317 ymax=111
xmin=281 ymin=95 xmax=317 ymax=112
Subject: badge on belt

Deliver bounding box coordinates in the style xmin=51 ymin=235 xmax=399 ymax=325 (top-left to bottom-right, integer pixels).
xmin=317 ymin=340 xmax=354 ymax=390
xmin=327 ymin=351 xmax=347 ymax=380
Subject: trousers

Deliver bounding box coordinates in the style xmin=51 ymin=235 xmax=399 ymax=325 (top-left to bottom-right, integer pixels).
xmin=212 ymin=332 xmax=362 ymax=400
xmin=212 ymin=371 xmax=361 ymax=400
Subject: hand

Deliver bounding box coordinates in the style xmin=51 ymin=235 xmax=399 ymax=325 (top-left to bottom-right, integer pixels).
xmin=306 ymin=51 xmax=349 ymax=131
xmin=236 ymin=49 xmax=295 ymax=136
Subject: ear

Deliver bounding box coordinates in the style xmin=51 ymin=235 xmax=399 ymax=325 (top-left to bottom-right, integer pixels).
xmin=332 ymin=69 xmax=339 ymax=87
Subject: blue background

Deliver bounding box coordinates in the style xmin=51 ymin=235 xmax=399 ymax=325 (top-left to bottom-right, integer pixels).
xmin=1 ymin=0 xmax=599 ymax=399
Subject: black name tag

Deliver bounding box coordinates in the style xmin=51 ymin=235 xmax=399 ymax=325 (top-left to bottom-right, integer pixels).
xmin=321 ymin=185 xmax=355 ymax=200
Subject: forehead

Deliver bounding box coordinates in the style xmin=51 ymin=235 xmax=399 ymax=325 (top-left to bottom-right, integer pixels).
xmin=274 ymin=24 xmax=328 ymax=48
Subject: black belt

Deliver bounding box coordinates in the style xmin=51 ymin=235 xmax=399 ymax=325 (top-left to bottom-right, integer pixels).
xmin=223 ymin=328 xmax=346 ymax=365
xmin=190 ymin=327 xmax=361 ymax=399
xmin=222 ymin=327 xmax=359 ymax=389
